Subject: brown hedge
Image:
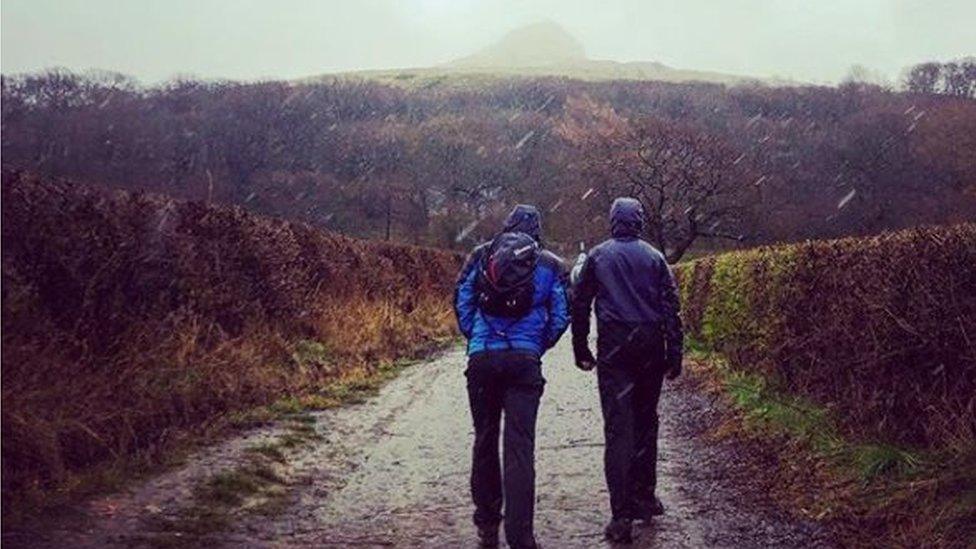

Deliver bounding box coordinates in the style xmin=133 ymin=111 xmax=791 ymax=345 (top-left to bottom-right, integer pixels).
xmin=675 ymin=224 xmax=976 ymax=449
xmin=0 ymin=170 xmax=461 ymax=505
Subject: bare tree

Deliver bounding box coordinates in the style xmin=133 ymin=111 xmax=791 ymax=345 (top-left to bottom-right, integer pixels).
xmin=904 ymin=59 xmax=976 ymax=98
xmin=943 ymin=60 xmax=976 ymax=98
xmin=904 ymin=62 xmax=942 ymax=94
xmin=559 ymin=96 xmax=753 ymax=262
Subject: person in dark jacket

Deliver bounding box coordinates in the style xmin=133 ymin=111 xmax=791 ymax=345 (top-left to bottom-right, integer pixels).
xmin=455 ymin=204 xmax=570 ymax=549
xmin=570 ymin=197 xmax=683 ymax=544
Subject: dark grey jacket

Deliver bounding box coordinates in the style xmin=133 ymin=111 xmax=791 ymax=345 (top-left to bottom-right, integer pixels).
xmin=571 ymin=198 xmax=683 ymax=363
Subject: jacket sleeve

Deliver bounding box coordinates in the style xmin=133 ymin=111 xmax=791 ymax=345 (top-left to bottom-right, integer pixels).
xmin=660 ymin=261 xmax=684 ymax=360
xmin=570 ymin=254 xmax=597 ymax=352
xmin=544 ymin=263 xmax=570 ymax=350
xmin=454 ymin=248 xmax=482 ymax=340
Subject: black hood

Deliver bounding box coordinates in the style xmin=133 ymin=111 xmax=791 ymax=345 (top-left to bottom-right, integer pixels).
xmin=503 ymin=204 xmax=543 ymax=243
xmin=610 ymin=197 xmax=644 ymax=239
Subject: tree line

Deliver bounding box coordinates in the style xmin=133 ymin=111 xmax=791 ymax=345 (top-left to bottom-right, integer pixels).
xmin=904 ymin=59 xmax=976 ymax=97
xmin=2 ymin=66 xmax=975 ymax=260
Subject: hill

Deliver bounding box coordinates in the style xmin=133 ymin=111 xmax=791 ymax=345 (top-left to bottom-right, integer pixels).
xmin=448 ymin=21 xmax=587 ymax=69
xmin=322 ymin=21 xmax=764 ymax=86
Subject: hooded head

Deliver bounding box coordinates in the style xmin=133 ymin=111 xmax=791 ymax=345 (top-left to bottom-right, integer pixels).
xmin=610 ymin=197 xmax=644 ymax=239
xmin=503 ymin=204 xmax=543 ymax=243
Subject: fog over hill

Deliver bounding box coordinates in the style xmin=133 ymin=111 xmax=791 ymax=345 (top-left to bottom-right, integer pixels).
xmin=338 ymin=20 xmax=762 ymax=86
xmin=4 ymin=1 xmax=975 ymax=84
xmin=448 ymin=21 xmax=754 ymax=83
xmin=447 ymin=21 xmax=588 ymax=68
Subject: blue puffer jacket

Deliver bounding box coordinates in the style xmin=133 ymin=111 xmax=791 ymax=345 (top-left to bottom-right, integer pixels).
xmin=454 ymin=205 xmax=570 ymax=357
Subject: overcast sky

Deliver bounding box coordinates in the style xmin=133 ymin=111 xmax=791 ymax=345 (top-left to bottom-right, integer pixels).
xmin=2 ymin=0 xmax=974 ymax=84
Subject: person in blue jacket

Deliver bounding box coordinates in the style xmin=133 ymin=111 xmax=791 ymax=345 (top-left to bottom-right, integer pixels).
xmin=454 ymin=204 xmax=569 ymax=549
xmin=571 ymin=197 xmax=684 ymax=544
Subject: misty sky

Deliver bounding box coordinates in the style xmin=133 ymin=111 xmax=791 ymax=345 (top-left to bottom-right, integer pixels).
xmin=2 ymin=0 xmax=974 ymax=84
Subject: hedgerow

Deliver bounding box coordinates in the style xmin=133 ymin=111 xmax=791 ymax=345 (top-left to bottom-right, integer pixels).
xmin=676 ymin=224 xmax=976 ymax=449
xmin=0 ymin=170 xmax=461 ymax=510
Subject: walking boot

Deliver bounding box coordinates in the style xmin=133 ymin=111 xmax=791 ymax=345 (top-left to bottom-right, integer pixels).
xmin=477 ymin=524 xmax=499 ymax=548
xmin=631 ymin=495 xmax=666 ymax=521
xmin=604 ymin=518 xmax=633 ymax=544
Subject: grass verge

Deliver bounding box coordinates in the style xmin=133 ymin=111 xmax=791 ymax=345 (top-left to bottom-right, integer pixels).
xmin=4 ymin=339 xmax=452 ymax=540
xmin=142 ymin=353 xmax=434 ymax=545
xmin=687 ymin=347 xmax=976 ymax=548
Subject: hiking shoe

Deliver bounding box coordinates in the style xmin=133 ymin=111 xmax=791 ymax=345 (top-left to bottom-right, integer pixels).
xmin=604 ymin=518 xmax=633 ymax=544
xmin=631 ymin=496 xmax=666 ymax=521
xmin=477 ymin=524 xmax=499 ymax=548
xmin=508 ymin=534 xmax=539 ymax=549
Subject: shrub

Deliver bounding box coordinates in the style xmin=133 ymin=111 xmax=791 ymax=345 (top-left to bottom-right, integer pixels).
xmin=676 ymin=224 xmax=976 ymax=449
xmin=0 ymin=170 xmax=461 ymax=508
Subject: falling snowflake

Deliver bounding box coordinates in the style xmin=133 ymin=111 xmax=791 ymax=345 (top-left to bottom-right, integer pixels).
xmin=616 ymin=383 xmax=635 ymax=400
xmin=838 ymin=189 xmax=857 ymax=210
xmin=535 ymin=94 xmax=555 ymax=112
xmin=581 ymin=188 xmax=595 ymax=201
xmin=515 ymin=130 xmax=535 ymax=149
xmin=455 ymin=219 xmax=481 ymax=243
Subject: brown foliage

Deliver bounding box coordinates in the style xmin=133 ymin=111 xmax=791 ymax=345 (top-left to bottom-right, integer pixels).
xmin=0 ymin=169 xmax=460 ymax=505
xmin=4 ymin=70 xmax=976 ymax=255
xmin=559 ymin=96 xmax=754 ymax=261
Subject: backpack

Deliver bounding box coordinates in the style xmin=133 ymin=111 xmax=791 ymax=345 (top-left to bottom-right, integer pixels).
xmin=475 ymin=232 xmax=539 ymax=318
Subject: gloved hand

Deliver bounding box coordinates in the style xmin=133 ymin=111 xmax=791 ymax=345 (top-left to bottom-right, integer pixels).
xmin=665 ymin=352 xmax=682 ymax=380
xmin=573 ymin=341 xmax=597 ymax=371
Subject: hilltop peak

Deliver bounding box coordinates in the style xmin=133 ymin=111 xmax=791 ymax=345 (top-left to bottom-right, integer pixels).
xmin=448 ymin=21 xmax=586 ymax=68
xmin=341 ymin=21 xmax=762 ymax=86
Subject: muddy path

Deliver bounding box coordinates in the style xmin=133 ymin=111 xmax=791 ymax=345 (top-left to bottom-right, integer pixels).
xmin=6 ymin=337 xmax=835 ymax=548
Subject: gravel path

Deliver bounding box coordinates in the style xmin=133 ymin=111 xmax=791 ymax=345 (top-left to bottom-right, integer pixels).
xmin=5 ymin=336 xmax=835 ymax=548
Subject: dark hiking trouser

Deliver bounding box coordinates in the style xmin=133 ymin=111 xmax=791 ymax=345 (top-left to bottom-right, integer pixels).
xmin=466 ymin=350 xmax=545 ymax=548
xmin=596 ymin=322 xmax=667 ymax=520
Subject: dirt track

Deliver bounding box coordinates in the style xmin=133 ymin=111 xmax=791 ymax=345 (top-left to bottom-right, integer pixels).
xmin=6 ymin=337 xmax=835 ymax=548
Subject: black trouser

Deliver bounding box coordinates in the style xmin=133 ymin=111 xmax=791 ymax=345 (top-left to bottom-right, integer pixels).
xmin=466 ymin=350 xmax=545 ymax=548
xmin=596 ymin=322 xmax=667 ymax=520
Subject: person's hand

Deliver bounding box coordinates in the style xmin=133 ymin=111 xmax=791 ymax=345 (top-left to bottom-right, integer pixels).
xmin=665 ymin=353 xmax=682 ymax=380
xmin=577 ymin=358 xmax=597 ymax=371
xmin=574 ymin=343 xmax=597 ymax=371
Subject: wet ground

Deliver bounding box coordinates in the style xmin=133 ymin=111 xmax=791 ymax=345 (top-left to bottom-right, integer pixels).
xmin=6 ymin=337 xmax=835 ymax=548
